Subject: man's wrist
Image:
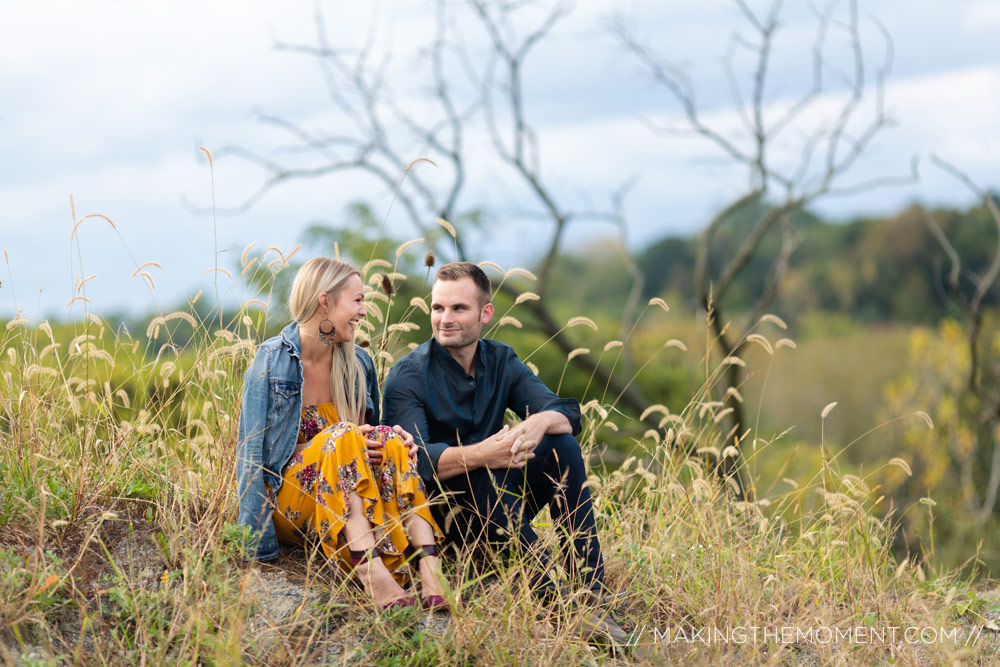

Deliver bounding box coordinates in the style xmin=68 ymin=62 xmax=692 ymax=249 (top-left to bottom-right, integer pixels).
xmin=465 ymin=441 xmax=484 ymax=471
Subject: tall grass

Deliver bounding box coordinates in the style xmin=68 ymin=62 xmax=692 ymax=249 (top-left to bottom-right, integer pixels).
xmin=0 ymin=231 xmax=989 ymax=665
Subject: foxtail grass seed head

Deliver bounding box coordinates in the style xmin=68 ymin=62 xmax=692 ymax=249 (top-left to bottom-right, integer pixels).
xmin=647 ymin=297 xmax=669 ymax=312
xmin=566 ymin=316 xmax=598 ymax=331
xmin=198 ymin=146 xmax=214 ymax=168
xmin=203 ymin=266 xmax=232 ymax=279
xmin=889 ymin=457 xmax=913 ymax=476
xmin=406 ymin=157 xmax=437 ymax=171
xmin=505 ymin=267 xmax=537 ymax=281
xmin=396 ymin=237 xmax=425 ymax=257
xmin=380 ymin=274 xmax=394 ymax=295
xmin=746 ymin=333 xmax=773 ymax=354
xmin=759 ymin=313 xmax=788 ymax=330
xmin=409 ymin=296 xmax=429 ymax=314
xmin=821 ymin=401 xmax=838 ymax=419
xmin=775 ymin=337 xmax=797 ymax=350
xmin=435 ymin=217 xmax=456 ymax=238
xmin=515 ymin=291 xmax=540 ymax=304
xmin=241 ymin=242 xmax=257 ymax=267
xmin=640 ymin=404 xmax=669 ymax=421
xmin=664 ymin=339 xmax=687 ymax=351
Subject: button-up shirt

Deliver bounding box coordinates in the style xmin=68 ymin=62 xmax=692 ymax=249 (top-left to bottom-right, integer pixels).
xmin=382 ymin=337 xmax=582 ymax=483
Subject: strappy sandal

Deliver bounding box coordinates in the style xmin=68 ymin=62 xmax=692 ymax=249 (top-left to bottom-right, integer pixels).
xmin=407 ymin=544 xmax=448 ymax=611
xmin=349 ymin=548 xmax=416 ymax=609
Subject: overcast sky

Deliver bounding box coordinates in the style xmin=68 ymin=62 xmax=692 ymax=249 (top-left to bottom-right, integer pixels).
xmin=1 ymin=0 xmax=997 ymax=320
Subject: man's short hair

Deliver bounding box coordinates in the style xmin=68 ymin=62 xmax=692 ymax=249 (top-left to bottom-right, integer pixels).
xmin=435 ymin=261 xmax=492 ymax=306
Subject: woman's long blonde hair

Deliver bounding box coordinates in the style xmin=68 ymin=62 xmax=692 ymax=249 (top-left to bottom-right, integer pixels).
xmin=288 ymin=257 xmax=367 ymax=424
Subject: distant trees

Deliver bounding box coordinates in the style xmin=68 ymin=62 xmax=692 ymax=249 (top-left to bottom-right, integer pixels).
xmin=634 ymin=201 xmax=998 ymax=326
xmin=882 ymin=162 xmax=1000 ymax=564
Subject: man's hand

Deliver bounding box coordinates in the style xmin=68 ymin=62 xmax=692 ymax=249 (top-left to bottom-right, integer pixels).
xmin=480 ymin=424 xmax=537 ymax=469
xmin=391 ymin=424 xmax=419 ymax=461
xmin=436 ymin=414 xmax=568 ymax=481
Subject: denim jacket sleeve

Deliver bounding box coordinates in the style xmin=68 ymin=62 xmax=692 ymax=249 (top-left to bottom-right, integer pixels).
xmin=236 ymin=345 xmax=279 ymax=561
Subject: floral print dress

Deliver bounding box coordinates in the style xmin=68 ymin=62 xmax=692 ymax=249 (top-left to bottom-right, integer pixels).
xmin=270 ymin=403 xmax=442 ymax=582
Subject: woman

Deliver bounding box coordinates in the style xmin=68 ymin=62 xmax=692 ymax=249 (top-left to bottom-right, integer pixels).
xmin=236 ymin=257 xmax=445 ymax=609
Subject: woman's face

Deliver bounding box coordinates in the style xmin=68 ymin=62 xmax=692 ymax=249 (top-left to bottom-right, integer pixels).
xmin=324 ymin=273 xmax=366 ymax=342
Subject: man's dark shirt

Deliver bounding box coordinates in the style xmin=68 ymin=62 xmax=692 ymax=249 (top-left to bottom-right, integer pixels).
xmin=382 ymin=337 xmax=582 ymax=484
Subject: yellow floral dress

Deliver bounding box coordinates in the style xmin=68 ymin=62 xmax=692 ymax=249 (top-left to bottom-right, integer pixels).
xmin=270 ymin=403 xmax=442 ymax=582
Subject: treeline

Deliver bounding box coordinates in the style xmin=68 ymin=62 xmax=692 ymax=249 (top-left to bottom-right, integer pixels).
xmin=552 ymin=200 xmax=998 ymax=328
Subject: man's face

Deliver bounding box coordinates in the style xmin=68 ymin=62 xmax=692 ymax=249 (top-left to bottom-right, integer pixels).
xmin=430 ymin=277 xmax=493 ymax=350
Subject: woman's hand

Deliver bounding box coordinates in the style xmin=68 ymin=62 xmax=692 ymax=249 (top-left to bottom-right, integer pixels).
xmin=358 ymin=424 xmax=418 ymax=463
xmin=357 ymin=424 xmax=384 ymax=465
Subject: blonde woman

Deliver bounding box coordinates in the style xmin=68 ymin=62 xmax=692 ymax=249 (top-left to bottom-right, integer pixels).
xmin=236 ymin=257 xmax=445 ymax=609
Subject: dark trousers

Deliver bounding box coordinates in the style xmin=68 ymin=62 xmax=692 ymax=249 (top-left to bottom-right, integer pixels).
xmin=430 ymin=433 xmax=605 ymax=593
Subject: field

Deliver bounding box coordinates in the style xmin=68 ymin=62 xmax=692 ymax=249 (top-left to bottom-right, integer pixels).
xmin=2 ymin=251 xmax=998 ymax=665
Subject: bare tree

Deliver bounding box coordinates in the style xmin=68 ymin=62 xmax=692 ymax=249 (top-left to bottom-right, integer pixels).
xmin=213 ymin=0 xmax=655 ymax=423
xmin=614 ymin=0 xmax=915 ymax=492
xmin=922 ymin=157 xmax=1000 ymax=523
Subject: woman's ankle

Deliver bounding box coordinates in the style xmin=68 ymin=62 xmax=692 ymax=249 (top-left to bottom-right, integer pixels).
xmin=418 ymin=555 xmax=444 ymax=597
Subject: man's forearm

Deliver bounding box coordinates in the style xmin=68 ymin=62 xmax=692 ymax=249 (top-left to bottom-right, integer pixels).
xmin=435 ymin=443 xmax=485 ymax=481
xmin=526 ymin=410 xmax=572 ymax=436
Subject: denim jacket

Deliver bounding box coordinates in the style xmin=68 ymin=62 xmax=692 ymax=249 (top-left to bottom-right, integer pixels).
xmin=235 ymin=321 xmax=379 ymax=561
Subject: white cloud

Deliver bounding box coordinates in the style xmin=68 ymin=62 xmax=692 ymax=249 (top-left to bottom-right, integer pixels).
xmin=960 ymin=1 xmax=1000 ymax=33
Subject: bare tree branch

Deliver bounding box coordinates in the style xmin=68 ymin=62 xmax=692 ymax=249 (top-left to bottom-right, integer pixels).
xmin=617 ymin=0 xmax=909 ymax=497
xmin=922 ymin=157 xmax=1000 ymax=521
xmin=749 ymin=211 xmax=802 ymax=324
xmin=210 ymin=0 xmax=652 ymax=432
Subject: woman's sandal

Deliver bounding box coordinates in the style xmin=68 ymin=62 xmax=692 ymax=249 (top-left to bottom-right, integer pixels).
xmin=408 ymin=544 xmax=448 ymax=611
xmin=349 ymin=548 xmax=417 ymax=609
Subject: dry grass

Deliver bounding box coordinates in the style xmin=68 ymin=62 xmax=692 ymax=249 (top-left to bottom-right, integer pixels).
xmin=0 ymin=235 xmax=994 ymax=665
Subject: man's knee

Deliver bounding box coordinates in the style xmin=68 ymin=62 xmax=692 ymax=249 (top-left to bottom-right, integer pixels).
xmin=536 ymin=433 xmax=585 ymax=467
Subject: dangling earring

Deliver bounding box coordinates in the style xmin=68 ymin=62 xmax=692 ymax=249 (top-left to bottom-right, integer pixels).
xmin=318 ymin=318 xmax=336 ymax=347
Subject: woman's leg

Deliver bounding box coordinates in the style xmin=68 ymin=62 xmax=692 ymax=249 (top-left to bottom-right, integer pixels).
xmin=280 ymin=422 xmax=413 ymax=605
xmin=404 ymin=513 xmax=445 ymax=599
xmin=341 ymin=489 xmax=411 ymax=606
xmin=376 ymin=432 xmax=446 ymax=601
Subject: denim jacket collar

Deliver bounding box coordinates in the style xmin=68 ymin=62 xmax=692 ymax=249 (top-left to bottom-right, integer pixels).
xmin=279 ymin=321 xmax=302 ymax=361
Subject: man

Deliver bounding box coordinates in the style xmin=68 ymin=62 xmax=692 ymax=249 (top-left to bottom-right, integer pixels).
xmin=382 ymin=262 xmax=619 ymax=629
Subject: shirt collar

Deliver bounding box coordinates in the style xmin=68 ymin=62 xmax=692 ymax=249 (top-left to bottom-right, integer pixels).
xmin=430 ymin=336 xmax=486 ymax=377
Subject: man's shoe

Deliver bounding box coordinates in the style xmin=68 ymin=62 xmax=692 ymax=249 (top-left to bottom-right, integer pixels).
xmin=576 ymin=607 xmax=629 ymax=645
